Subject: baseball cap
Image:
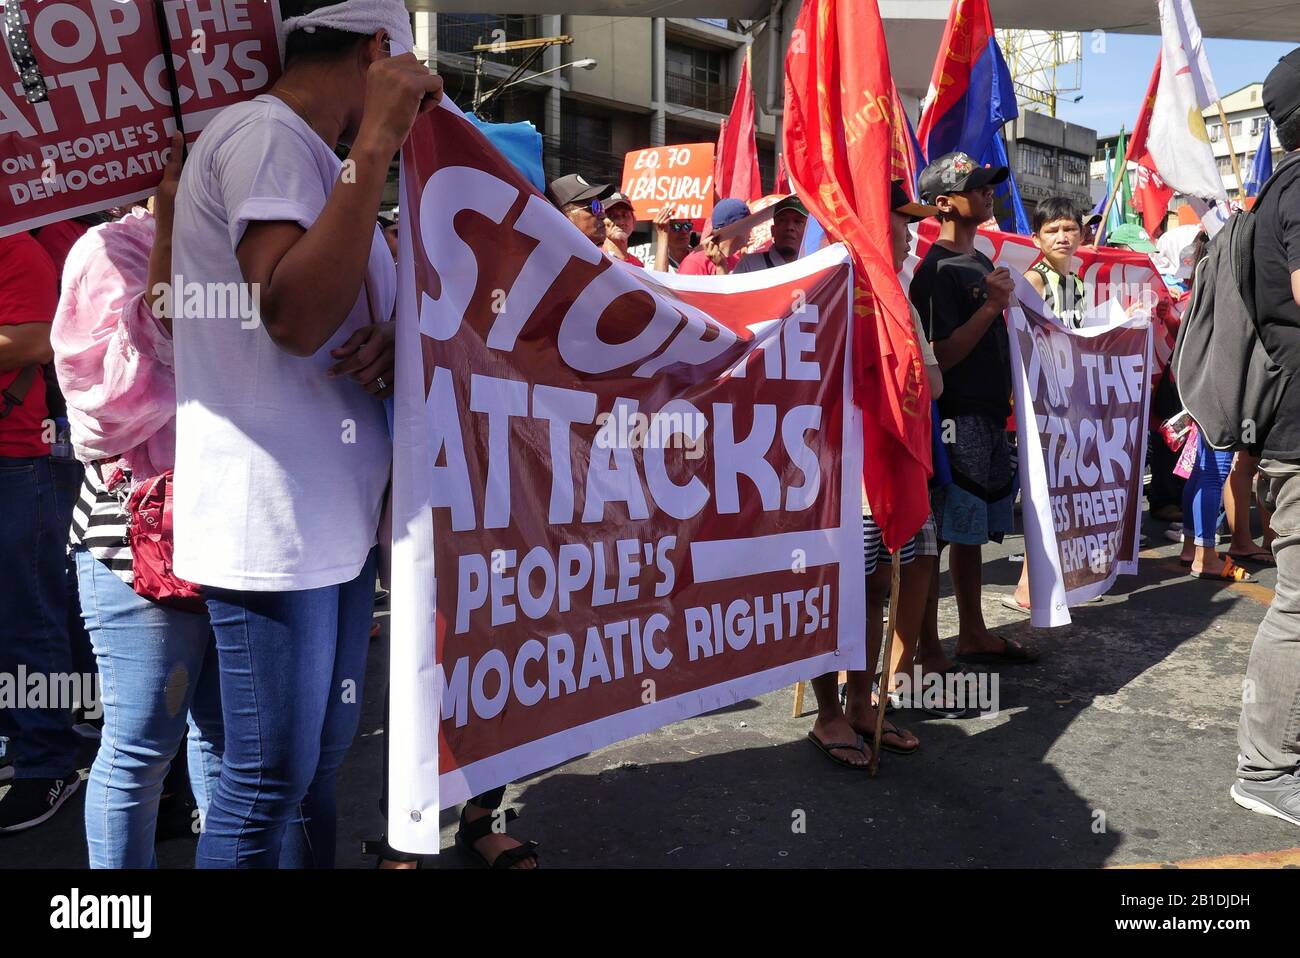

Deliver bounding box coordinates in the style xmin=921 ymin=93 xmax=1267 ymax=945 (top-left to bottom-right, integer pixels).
xmin=771 ymin=194 xmax=809 ymax=218
xmin=1107 ymin=223 xmax=1158 ymax=253
xmin=918 ymin=151 xmax=1009 ymax=203
xmin=605 ymin=191 xmax=634 ymax=213
xmin=891 ymin=180 xmax=939 ymax=221
xmin=547 ymin=173 xmax=614 ymax=209
xmin=1264 ymin=48 xmax=1300 ymax=127
xmin=709 ymin=198 xmax=752 ymax=230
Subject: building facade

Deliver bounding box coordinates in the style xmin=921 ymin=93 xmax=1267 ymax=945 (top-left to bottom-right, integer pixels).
xmin=1004 ymin=111 xmax=1097 ymax=217
xmin=412 ymin=13 xmax=781 ymax=192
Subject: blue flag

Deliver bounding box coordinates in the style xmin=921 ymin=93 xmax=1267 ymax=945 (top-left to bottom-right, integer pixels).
xmin=916 ymin=1 xmax=1032 ymax=234
xmin=1245 ymin=119 xmax=1274 ymax=197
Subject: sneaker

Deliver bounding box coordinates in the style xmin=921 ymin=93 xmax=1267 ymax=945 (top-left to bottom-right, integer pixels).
xmin=0 ymin=738 xmax=12 ymax=783
xmin=0 ymin=774 xmax=81 ymax=833
xmin=1231 ymin=775 xmax=1300 ymax=827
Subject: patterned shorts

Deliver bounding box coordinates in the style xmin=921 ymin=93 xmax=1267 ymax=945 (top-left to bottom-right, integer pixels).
xmin=931 ymin=414 xmax=1015 ymax=546
xmin=863 ymin=514 xmax=917 ymax=578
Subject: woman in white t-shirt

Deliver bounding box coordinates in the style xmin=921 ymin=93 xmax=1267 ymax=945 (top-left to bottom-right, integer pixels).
xmin=169 ymin=0 xmax=439 ymax=868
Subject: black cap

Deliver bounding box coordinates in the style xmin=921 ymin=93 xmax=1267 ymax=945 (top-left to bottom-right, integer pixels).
xmin=1264 ymin=48 xmax=1300 ymax=127
xmin=918 ymin=151 xmax=1009 ymax=203
xmin=547 ymin=173 xmax=614 ymax=209
xmin=891 ymin=180 xmax=939 ymax=221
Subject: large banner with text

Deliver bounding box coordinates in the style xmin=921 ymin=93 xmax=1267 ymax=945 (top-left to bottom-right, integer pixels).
xmin=386 ymin=100 xmax=864 ymax=851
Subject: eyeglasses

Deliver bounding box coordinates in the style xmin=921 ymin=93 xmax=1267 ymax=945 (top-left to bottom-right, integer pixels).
xmin=566 ymin=199 xmax=602 ymax=217
xmin=670 ymin=221 xmax=693 ymax=233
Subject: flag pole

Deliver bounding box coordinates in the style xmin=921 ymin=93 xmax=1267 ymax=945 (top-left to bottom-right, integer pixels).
xmin=1215 ymin=100 xmax=1247 ymax=201
xmin=1094 ymin=133 xmax=1125 ymax=247
xmin=870 ymin=551 xmax=903 ymax=776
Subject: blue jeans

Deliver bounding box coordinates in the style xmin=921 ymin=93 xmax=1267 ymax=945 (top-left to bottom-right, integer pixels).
xmin=1182 ymin=441 xmax=1234 ymax=547
xmin=75 ymin=548 xmax=223 ymax=868
xmin=0 ymin=455 xmax=80 ymax=778
xmin=196 ymin=549 xmax=377 ymax=869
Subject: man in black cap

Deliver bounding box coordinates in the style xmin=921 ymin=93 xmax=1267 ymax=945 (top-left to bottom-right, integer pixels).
xmin=733 ymin=195 xmax=810 ymax=273
xmin=908 ymin=151 xmax=1038 ymax=674
xmin=1233 ymin=47 xmax=1300 ymax=829
xmin=548 ymin=173 xmax=615 ymax=248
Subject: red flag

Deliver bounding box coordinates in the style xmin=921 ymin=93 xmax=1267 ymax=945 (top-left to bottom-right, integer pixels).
xmin=783 ymin=0 xmax=931 ymax=550
xmin=889 ymin=85 xmax=920 ymax=199
xmin=775 ymin=152 xmax=791 ymax=193
xmin=715 ymin=54 xmax=763 ymax=202
xmin=1126 ymin=57 xmax=1175 ymax=235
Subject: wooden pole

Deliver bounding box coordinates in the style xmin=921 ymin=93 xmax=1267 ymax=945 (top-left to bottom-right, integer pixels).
xmin=1215 ymin=101 xmax=1247 ymax=202
xmin=869 ymin=552 xmax=902 ymax=776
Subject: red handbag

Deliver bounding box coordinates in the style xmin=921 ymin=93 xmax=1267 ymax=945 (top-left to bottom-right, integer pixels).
xmin=124 ymin=470 xmax=206 ymax=613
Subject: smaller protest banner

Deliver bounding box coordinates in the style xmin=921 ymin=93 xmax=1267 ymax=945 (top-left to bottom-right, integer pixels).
xmin=0 ymin=0 xmax=282 ymax=237
xmin=620 ymin=143 xmax=714 ymax=228
xmin=1009 ymin=275 xmax=1153 ymax=627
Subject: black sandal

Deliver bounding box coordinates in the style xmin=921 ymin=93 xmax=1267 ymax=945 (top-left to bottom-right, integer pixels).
xmin=455 ymin=807 xmax=540 ymax=869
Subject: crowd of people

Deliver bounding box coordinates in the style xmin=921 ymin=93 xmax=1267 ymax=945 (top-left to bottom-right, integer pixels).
xmin=3 ymin=0 xmax=1300 ymax=867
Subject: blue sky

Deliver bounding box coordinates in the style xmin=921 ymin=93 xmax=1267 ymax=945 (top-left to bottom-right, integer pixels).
xmin=1054 ymin=35 xmax=1296 ymax=136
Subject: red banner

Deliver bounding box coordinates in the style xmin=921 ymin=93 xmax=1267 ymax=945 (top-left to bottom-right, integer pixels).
xmin=387 ymin=101 xmax=866 ymax=842
xmin=0 ymin=0 xmax=281 ymax=237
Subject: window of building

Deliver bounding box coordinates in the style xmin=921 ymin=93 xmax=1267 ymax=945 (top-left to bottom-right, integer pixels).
xmin=1018 ymin=142 xmax=1055 ymax=180
xmin=557 ymin=111 xmax=617 ymax=187
xmin=1060 ymin=153 xmax=1089 ymax=187
xmin=436 ymin=14 xmax=539 ymax=68
xmin=665 ymin=42 xmax=732 ymax=114
xmin=1229 ymin=120 xmax=1242 ymax=138
xmin=1209 ymin=124 xmax=1221 ymax=142
xmin=1251 ymin=115 xmax=1268 ymax=137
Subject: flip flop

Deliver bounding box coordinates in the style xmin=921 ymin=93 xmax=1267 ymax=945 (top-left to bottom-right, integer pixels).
xmin=1000 ymin=594 xmax=1031 ymax=616
xmin=1228 ymin=548 xmax=1275 ymax=566
xmin=806 ymin=730 xmax=871 ymax=770
xmin=956 ymin=636 xmax=1040 ymax=665
xmin=1190 ymin=555 xmax=1254 ymax=582
xmin=854 ymin=720 xmax=919 ymax=755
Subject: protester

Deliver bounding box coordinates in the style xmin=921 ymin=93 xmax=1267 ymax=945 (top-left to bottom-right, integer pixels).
xmin=1024 ymin=196 xmax=1086 ymax=328
xmin=601 ymin=191 xmax=645 ymax=266
xmin=805 ymin=182 xmax=941 ymax=765
xmin=733 ymin=196 xmax=810 ymax=273
xmin=1082 ymin=212 xmax=1103 ymax=246
xmin=51 ymin=136 xmax=226 ymax=866
xmin=548 ymin=174 xmax=614 ymax=248
xmin=1106 ymin=223 xmax=1160 ymax=255
xmin=1224 ymin=453 xmax=1276 ymax=564
xmin=168 ymin=0 xmax=436 ymax=868
xmin=1006 ymin=197 xmax=1088 ymax=612
xmin=678 ymin=198 xmax=752 ymax=275
xmin=0 ymin=231 xmax=83 ymax=833
xmin=910 ymin=152 xmax=1038 ymax=667
xmin=1234 ymin=47 xmax=1300 ymax=828
xmin=651 ymin=207 xmax=695 ymax=272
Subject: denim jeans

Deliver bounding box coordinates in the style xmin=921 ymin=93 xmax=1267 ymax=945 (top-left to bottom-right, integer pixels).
xmin=1182 ymin=442 xmax=1233 ymax=548
xmin=0 ymin=455 xmax=80 ymax=778
xmin=196 ymin=548 xmax=377 ymax=869
xmin=1239 ymin=460 xmax=1300 ymax=781
xmin=75 ymin=548 xmax=223 ymax=868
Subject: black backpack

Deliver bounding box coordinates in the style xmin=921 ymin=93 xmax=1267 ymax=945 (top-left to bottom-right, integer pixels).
xmin=1173 ymin=153 xmax=1300 ymax=453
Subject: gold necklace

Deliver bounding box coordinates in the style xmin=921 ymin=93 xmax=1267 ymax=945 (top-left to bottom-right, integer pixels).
xmin=272 ymin=87 xmax=324 ymax=142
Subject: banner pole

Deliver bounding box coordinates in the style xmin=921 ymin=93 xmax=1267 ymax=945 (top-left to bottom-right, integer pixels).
xmin=1215 ymin=100 xmax=1247 ymax=202
xmin=870 ymin=551 xmax=902 ymax=776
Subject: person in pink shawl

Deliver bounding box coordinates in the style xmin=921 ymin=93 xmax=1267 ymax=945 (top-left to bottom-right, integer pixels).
xmin=51 ymin=136 xmax=224 ymax=868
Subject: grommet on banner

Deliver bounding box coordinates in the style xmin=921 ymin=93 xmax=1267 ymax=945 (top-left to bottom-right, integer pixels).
xmin=3 ymin=0 xmax=48 ymax=104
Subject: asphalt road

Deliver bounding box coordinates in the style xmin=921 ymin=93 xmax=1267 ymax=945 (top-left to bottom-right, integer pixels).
xmin=4 ymin=506 xmax=1296 ymax=869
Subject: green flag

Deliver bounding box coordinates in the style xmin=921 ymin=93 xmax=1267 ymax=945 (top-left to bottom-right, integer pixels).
xmin=1109 ymin=127 xmax=1137 ymax=228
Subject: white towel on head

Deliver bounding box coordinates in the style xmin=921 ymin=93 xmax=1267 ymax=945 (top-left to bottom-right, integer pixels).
xmin=281 ymin=0 xmax=414 ymax=53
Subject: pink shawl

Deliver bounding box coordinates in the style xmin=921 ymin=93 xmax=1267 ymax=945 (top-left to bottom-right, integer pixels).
xmin=51 ymin=208 xmax=175 ymax=480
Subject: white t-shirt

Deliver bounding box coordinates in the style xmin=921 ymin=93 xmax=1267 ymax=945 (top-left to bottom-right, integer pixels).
xmin=171 ymin=95 xmax=394 ymax=591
